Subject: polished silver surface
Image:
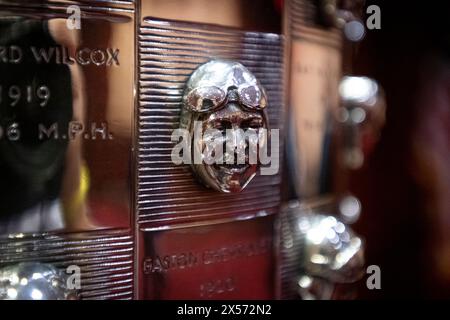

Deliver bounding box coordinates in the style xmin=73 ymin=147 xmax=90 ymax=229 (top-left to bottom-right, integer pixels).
xmin=0 ymin=0 xmax=286 ymax=300
xmin=297 ymin=210 xmax=364 ymax=283
xmin=137 ymin=17 xmax=283 ymax=227
xmin=0 ymin=262 xmax=79 ymax=300
xmin=285 ymin=1 xmax=342 ymax=199
xmin=280 ymin=199 xmax=364 ymax=299
xmin=281 ymin=0 xmax=367 ymax=299
xmin=137 ymin=18 xmax=284 ymax=299
xmin=338 ymin=76 xmax=386 ymax=169
xmin=0 ymin=3 xmax=284 ymax=299
xmin=0 ymin=230 xmax=134 ymax=299
xmin=0 ymin=2 xmax=134 ymax=233
xmin=0 ymin=1 xmax=135 ymax=300
xmin=181 ymin=60 xmax=269 ymax=193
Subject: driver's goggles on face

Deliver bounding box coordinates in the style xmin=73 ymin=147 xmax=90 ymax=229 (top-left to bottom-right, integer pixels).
xmin=184 ymin=85 xmax=267 ymax=113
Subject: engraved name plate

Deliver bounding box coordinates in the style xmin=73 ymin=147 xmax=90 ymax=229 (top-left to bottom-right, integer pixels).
xmin=0 ymin=0 xmax=135 ymax=299
xmin=139 ymin=216 xmax=275 ymax=299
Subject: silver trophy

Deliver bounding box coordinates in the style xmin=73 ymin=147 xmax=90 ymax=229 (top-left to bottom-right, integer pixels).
xmin=0 ymin=0 xmax=284 ymax=299
xmin=0 ymin=0 xmax=384 ymax=300
xmin=280 ymin=0 xmax=385 ymax=300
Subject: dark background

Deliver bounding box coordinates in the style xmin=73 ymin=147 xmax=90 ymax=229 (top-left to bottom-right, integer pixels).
xmin=256 ymin=0 xmax=450 ymax=298
xmin=351 ymin=0 xmax=450 ymax=299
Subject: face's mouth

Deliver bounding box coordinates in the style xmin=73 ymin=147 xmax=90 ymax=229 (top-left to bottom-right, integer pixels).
xmin=213 ymin=163 xmax=249 ymax=174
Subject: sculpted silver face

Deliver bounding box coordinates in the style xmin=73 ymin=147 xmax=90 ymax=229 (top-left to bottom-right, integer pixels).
xmin=181 ymin=60 xmax=269 ymax=193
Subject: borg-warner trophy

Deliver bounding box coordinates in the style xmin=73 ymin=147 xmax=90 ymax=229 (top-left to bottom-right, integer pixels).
xmin=0 ymin=0 xmax=383 ymax=299
xmin=281 ymin=0 xmax=385 ymax=299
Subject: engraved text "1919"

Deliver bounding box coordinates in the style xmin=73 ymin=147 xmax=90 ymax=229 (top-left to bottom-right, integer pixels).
xmin=0 ymin=85 xmax=50 ymax=107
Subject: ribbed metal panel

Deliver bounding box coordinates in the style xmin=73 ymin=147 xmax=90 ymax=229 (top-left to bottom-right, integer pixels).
xmin=0 ymin=229 xmax=134 ymax=299
xmin=279 ymin=206 xmax=304 ymax=299
xmin=0 ymin=0 xmax=135 ymax=17
xmin=288 ymin=0 xmax=342 ymax=49
xmin=290 ymin=0 xmax=317 ymax=26
xmin=279 ymin=197 xmax=337 ymax=299
xmin=137 ymin=18 xmax=284 ymax=228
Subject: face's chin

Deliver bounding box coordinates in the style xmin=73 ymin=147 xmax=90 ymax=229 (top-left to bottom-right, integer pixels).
xmin=203 ymin=163 xmax=258 ymax=193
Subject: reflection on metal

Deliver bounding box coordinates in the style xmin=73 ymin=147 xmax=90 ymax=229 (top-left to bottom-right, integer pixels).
xmin=285 ymin=0 xmax=342 ymax=199
xmin=181 ymin=60 xmax=269 ymax=193
xmin=137 ymin=18 xmax=284 ymax=299
xmin=0 ymin=262 xmax=79 ymax=300
xmin=280 ymin=199 xmax=365 ymax=300
xmin=338 ymin=76 xmax=386 ymax=169
xmin=137 ymin=17 xmax=283 ymax=227
xmin=0 ymin=1 xmax=134 ymax=300
xmin=338 ymin=194 xmax=361 ymax=224
xmin=0 ymin=5 xmax=133 ymax=235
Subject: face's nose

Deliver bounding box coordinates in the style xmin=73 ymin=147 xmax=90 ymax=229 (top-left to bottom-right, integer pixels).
xmin=226 ymin=87 xmax=240 ymax=102
xmin=220 ymin=102 xmax=247 ymax=127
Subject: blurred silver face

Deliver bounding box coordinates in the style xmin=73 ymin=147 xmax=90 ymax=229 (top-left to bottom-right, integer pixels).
xmin=0 ymin=262 xmax=79 ymax=300
xmin=280 ymin=200 xmax=365 ymax=299
xmin=299 ymin=213 xmax=364 ymax=283
xmin=182 ymin=60 xmax=269 ymax=193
